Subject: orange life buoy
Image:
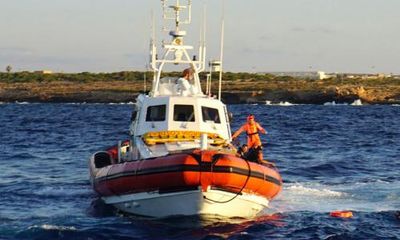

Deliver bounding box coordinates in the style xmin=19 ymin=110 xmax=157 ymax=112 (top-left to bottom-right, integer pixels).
xmin=330 ymin=210 xmax=353 ymax=218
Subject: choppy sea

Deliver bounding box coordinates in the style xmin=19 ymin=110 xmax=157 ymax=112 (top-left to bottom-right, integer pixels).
xmin=0 ymin=102 xmax=399 ymax=239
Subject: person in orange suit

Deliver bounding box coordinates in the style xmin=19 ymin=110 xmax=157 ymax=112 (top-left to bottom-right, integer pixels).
xmin=232 ymin=114 xmax=267 ymax=163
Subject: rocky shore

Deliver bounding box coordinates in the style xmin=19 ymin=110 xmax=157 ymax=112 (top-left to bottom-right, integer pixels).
xmin=224 ymin=86 xmax=400 ymax=105
xmin=1 ymin=76 xmax=400 ymax=105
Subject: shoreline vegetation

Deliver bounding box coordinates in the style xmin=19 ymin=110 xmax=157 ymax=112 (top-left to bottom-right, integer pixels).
xmin=1 ymin=71 xmax=399 ymax=104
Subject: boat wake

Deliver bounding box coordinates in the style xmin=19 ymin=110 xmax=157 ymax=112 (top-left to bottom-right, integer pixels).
xmin=285 ymin=184 xmax=345 ymax=197
xmin=270 ymin=181 xmax=400 ymax=214
xmin=33 ymin=186 xmax=91 ymax=198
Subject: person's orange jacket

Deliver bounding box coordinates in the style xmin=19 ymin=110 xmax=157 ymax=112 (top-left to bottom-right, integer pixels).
xmin=232 ymin=122 xmax=266 ymax=148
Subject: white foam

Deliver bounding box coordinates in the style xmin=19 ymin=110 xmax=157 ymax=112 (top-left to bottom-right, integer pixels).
xmin=67 ymin=102 xmax=134 ymax=105
xmin=66 ymin=102 xmax=88 ymax=105
xmin=35 ymin=186 xmax=90 ymax=197
xmin=323 ymin=101 xmax=335 ymax=105
xmin=268 ymin=183 xmax=351 ymax=213
xmin=29 ymin=224 xmax=77 ymax=231
xmin=285 ymin=184 xmax=345 ymax=197
xmin=351 ymin=99 xmax=363 ymax=106
xmin=108 ymin=102 xmax=135 ymax=105
xmin=323 ymin=101 xmax=348 ymax=106
xmin=278 ymin=101 xmax=294 ymax=106
xmin=269 ymin=180 xmax=400 ymax=213
xmin=265 ymin=101 xmax=296 ymax=106
xmin=15 ymin=101 xmax=30 ymax=104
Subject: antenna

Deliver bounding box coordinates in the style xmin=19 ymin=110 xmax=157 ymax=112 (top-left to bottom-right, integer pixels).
xmin=150 ymin=9 xmax=157 ymax=71
xmin=218 ymin=0 xmax=225 ymax=100
xmin=201 ymin=4 xmax=206 ymax=45
xmin=150 ymin=0 xmax=206 ymax=96
xmin=144 ymin=63 xmax=148 ymax=92
xmin=198 ymin=3 xmax=207 ymax=73
xmin=146 ymin=10 xmax=156 ymax=92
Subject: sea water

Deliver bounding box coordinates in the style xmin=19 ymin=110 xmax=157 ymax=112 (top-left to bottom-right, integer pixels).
xmin=0 ymin=103 xmax=399 ymax=239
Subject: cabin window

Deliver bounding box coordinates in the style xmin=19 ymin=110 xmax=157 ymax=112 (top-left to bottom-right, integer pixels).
xmin=174 ymin=105 xmax=195 ymax=122
xmin=146 ymin=105 xmax=166 ymax=122
xmin=202 ymin=106 xmax=221 ymax=123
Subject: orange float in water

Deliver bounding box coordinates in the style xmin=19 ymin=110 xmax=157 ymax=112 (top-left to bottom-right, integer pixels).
xmin=330 ymin=210 xmax=353 ymax=218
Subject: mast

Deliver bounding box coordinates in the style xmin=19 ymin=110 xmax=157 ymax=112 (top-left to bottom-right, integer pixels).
xmin=218 ymin=19 xmax=224 ymax=100
xmin=217 ymin=0 xmax=225 ymax=100
xmin=150 ymin=0 xmax=207 ymax=97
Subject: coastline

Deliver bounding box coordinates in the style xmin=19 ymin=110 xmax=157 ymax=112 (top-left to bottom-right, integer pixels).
xmin=1 ymin=72 xmax=399 ymax=104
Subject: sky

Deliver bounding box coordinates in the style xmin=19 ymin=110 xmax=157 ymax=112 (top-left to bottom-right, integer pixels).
xmin=1 ymin=0 xmax=400 ymax=74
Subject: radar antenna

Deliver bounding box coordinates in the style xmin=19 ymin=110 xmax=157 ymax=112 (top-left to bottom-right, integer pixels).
xmin=150 ymin=0 xmax=206 ymax=97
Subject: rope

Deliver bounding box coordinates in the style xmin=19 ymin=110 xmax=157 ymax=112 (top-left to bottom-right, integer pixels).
xmin=203 ymin=155 xmax=252 ymax=204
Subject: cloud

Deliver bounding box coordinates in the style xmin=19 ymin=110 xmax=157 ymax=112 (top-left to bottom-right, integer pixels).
xmin=0 ymin=47 xmax=33 ymax=57
xmin=312 ymin=26 xmax=336 ymax=34
xmin=258 ymin=35 xmax=273 ymax=41
xmin=291 ymin=26 xmax=336 ymax=34
xmin=291 ymin=27 xmax=306 ymax=32
xmin=240 ymin=46 xmax=284 ymax=56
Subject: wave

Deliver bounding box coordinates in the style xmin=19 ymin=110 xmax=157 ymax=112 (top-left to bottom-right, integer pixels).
xmin=65 ymin=102 xmax=134 ymax=105
xmin=265 ymin=101 xmax=296 ymax=106
xmin=66 ymin=102 xmax=88 ymax=105
xmin=350 ymin=99 xmax=363 ymax=106
xmin=285 ymin=184 xmax=345 ymax=197
xmin=27 ymin=224 xmax=77 ymax=232
xmin=270 ymin=182 xmax=348 ymax=213
xmin=271 ymin=180 xmax=400 ymax=213
xmin=323 ymin=101 xmax=348 ymax=106
xmin=108 ymin=102 xmax=134 ymax=105
xmin=323 ymin=99 xmax=363 ymax=106
xmin=33 ymin=186 xmax=91 ymax=198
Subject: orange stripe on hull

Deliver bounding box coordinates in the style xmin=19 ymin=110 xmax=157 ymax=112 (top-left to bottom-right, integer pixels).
xmin=92 ymin=150 xmax=282 ymax=200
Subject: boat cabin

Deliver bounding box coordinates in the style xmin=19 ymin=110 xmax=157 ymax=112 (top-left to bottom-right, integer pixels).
xmin=132 ymin=94 xmax=231 ymax=141
xmin=127 ymin=77 xmax=232 ymax=159
xmin=125 ymin=0 xmax=232 ymax=159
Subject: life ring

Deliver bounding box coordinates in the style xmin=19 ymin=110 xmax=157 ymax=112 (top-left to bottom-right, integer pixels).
xmin=330 ymin=210 xmax=353 ymax=218
xmin=142 ymin=131 xmax=226 ymax=146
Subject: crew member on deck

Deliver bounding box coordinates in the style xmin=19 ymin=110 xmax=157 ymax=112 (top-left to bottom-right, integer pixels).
xmin=232 ymin=114 xmax=267 ymax=163
xmin=177 ymin=68 xmax=194 ymax=96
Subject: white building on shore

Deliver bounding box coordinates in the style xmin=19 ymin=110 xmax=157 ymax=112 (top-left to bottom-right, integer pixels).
xmin=262 ymin=71 xmax=335 ymax=80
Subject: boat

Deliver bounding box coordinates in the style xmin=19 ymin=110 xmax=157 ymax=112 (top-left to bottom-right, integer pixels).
xmin=89 ymin=0 xmax=282 ymax=218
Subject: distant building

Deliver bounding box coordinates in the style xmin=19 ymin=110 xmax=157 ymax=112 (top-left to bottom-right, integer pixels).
xmin=263 ymin=71 xmax=398 ymax=80
xmin=317 ymin=71 xmax=336 ymax=80
xmin=34 ymin=70 xmax=53 ymax=74
xmin=342 ymin=73 xmax=392 ymax=79
xmin=263 ymin=71 xmax=336 ymax=80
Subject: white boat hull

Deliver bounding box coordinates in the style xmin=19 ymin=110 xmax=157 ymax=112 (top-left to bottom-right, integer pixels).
xmin=102 ymin=188 xmax=269 ymax=218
